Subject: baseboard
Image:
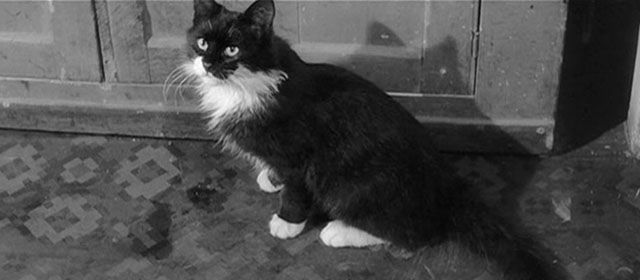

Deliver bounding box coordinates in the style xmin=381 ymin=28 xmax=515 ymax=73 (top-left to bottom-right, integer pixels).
xmin=0 ymin=78 xmax=553 ymax=154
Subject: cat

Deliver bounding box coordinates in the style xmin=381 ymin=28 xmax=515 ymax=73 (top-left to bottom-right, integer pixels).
xmin=181 ymin=0 xmax=568 ymax=279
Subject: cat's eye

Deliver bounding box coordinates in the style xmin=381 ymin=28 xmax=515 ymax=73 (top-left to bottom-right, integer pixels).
xmin=196 ymin=38 xmax=208 ymax=51
xmin=224 ymin=46 xmax=240 ymax=57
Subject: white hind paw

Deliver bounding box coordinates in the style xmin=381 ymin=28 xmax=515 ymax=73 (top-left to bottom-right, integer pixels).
xmin=269 ymin=214 xmax=306 ymax=239
xmin=257 ymin=169 xmax=283 ymax=193
xmin=320 ymin=220 xmax=386 ymax=248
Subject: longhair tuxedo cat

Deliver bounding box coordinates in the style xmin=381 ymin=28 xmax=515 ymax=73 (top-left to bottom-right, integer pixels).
xmin=182 ymin=0 xmax=567 ymax=279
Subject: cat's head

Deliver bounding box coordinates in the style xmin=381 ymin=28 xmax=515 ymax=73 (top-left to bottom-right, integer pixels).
xmin=186 ymin=0 xmax=278 ymax=81
xmin=184 ymin=0 xmax=287 ymax=126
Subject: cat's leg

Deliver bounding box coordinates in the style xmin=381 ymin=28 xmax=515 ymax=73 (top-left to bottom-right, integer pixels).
xmin=256 ymin=168 xmax=284 ymax=193
xmin=320 ymin=220 xmax=387 ymax=248
xmin=269 ymin=183 xmax=312 ymax=239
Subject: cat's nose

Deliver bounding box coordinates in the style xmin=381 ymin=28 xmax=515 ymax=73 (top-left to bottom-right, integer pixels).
xmin=202 ymin=61 xmax=212 ymax=69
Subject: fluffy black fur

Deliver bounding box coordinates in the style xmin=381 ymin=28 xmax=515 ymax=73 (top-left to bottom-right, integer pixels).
xmin=186 ymin=0 xmax=568 ymax=279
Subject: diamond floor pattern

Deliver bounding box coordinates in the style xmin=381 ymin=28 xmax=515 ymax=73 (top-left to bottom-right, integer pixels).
xmin=0 ymin=130 xmax=638 ymax=280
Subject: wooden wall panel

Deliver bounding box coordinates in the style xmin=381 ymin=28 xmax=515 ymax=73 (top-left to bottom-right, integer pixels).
xmin=475 ymin=1 xmax=567 ymax=119
xmin=0 ymin=1 xmax=101 ymax=81
xmin=146 ymin=0 xmax=192 ymax=84
xmin=299 ymin=2 xmax=424 ymax=48
xmin=420 ymin=0 xmax=478 ymax=95
xmin=107 ymin=1 xmax=152 ymax=83
xmin=0 ymin=0 xmax=570 ymax=154
xmin=297 ymin=1 xmax=426 ymax=93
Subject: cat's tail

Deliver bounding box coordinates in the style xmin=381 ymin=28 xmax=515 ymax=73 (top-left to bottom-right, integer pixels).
xmin=451 ymin=199 xmax=568 ymax=280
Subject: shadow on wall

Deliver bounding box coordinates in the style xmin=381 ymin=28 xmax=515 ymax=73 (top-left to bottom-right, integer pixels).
xmin=333 ymin=21 xmax=471 ymax=95
xmin=420 ymin=36 xmax=470 ymax=95
xmin=553 ymin=0 xmax=640 ymax=153
xmin=332 ymin=21 xmax=532 ymax=154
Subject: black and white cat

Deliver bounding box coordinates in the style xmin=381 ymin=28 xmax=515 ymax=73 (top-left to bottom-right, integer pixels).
xmin=182 ymin=0 xmax=567 ymax=279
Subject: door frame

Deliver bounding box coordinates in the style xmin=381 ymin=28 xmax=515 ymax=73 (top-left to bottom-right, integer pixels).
xmin=627 ymin=26 xmax=640 ymax=158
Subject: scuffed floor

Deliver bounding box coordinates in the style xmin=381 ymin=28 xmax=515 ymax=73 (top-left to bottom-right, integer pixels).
xmin=0 ymin=130 xmax=639 ymax=280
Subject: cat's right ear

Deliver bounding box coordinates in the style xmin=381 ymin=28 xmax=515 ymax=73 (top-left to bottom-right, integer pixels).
xmin=193 ymin=0 xmax=223 ymax=23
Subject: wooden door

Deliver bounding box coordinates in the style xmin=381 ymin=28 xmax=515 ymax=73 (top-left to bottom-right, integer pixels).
xmin=0 ymin=0 xmax=568 ymax=154
xmin=0 ymin=1 xmax=101 ymax=81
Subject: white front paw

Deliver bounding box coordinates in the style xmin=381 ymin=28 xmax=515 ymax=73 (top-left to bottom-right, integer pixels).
xmin=320 ymin=220 xmax=386 ymax=248
xmin=257 ymin=169 xmax=283 ymax=193
xmin=269 ymin=214 xmax=306 ymax=239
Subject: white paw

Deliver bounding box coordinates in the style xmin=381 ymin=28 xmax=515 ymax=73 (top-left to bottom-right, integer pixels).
xmin=269 ymin=214 xmax=306 ymax=239
xmin=257 ymin=169 xmax=283 ymax=193
xmin=320 ymin=220 xmax=386 ymax=248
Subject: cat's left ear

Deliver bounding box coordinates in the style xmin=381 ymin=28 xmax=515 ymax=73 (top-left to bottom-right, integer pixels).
xmin=194 ymin=0 xmax=223 ymax=20
xmin=244 ymin=0 xmax=275 ymax=30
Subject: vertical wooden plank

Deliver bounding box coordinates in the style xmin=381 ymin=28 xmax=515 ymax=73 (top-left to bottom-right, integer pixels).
xmin=146 ymin=0 xmax=191 ymax=84
xmin=94 ymin=0 xmax=117 ymax=82
xmin=107 ymin=0 xmax=151 ymax=83
xmin=420 ymin=0 xmax=477 ymax=95
xmin=52 ymin=1 xmax=103 ymax=81
xmin=475 ymin=1 xmax=567 ymax=119
xmin=627 ymin=28 xmax=640 ymax=158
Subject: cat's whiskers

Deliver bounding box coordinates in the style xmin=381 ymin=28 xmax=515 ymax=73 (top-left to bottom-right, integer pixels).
xmin=162 ymin=66 xmax=185 ymax=102
xmin=163 ymin=64 xmax=196 ymax=106
xmin=174 ymin=70 xmax=197 ymax=104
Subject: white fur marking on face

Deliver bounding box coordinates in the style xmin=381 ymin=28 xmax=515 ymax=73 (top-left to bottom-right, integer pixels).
xmin=182 ymin=57 xmax=287 ymax=131
xmin=257 ymin=168 xmax=283 ymax=193
xmin=320 ymin=220 xmax=387 ymax=248
xmin=269 ymin=214 xmax=306 ymax=239
xmin=192 ymin=57 xmax=208 ymax=77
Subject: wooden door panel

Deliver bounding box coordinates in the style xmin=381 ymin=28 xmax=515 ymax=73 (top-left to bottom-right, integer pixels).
xmin=297 ymin=1 xmax=425 ymax=93
xmin=146 ymin=1 xmax=192 ymax=84
xmin=0 ymin=1 xmax=101 ymax=81
xmin=475 ymin=1 xmax=566 ymax=119
xmin=420 ymin=1 xmax=478 ymax=95
xmin=298 ymin=2 xmax=425 ymax=48
xmin=106 ymin=1 xmax=152 ymax=83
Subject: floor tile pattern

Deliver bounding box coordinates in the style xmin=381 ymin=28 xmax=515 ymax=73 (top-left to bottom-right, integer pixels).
xmin=0 ymin=130 xmax=638 ymax=279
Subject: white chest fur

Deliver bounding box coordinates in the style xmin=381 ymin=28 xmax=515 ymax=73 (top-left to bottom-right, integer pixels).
xmin=185 ymin=57 xmax=287 ymax=130
xmin=182 ymin=57 xmax=287 ymax=170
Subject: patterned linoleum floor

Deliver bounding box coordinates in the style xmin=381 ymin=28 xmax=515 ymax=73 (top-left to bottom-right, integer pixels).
xmin=0 ymin=130 xmax=639 ymax=280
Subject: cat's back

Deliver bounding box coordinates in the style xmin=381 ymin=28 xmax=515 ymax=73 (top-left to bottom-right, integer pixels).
xmin=281 ymin=60 xmax=436 ymax=156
